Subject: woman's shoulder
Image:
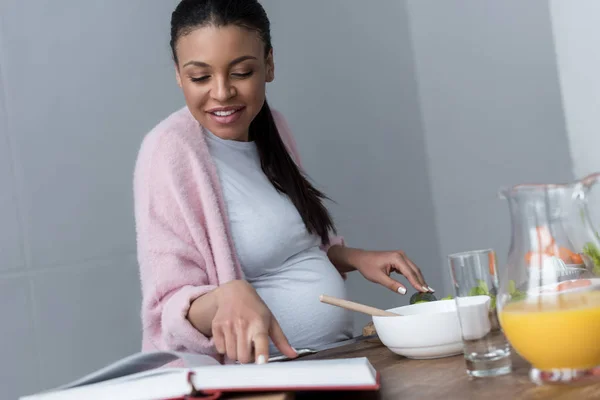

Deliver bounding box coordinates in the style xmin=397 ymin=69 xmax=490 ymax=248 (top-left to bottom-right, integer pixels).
xmin=136 ymin=107 xmax=205 ymax=167
xmin=136 ymin=105 xmax=298 ymax=167
xmin=141 ymin=106 xmax=200 ymax=149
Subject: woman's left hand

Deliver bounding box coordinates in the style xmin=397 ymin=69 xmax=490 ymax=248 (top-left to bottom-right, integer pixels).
xmin=328 ymin=246 xmax=434 ymax=295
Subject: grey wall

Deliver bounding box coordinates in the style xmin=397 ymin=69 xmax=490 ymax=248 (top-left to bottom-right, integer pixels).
xmin=0 ymin=1 xmax=181 ymax=398
xmin=550 ymin=1 xmax=600 ymax=178
xmin=406 ymin=0 xmax=574 ymax=291
xmin=549 ymin=1 xmax=600 ymax=227
xmin=261 ymin=0 xmax=444 ymax=333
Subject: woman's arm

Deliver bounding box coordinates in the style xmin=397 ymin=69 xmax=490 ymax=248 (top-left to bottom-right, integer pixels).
xmin=135 ymin=131 xmax=219 ymax=355
xmin=187 ymin=289 xmax=219 ymax=337
xmin=327 ymin=244 xmax=364 ymax=273
xmin=328 ymin=245 xmax=433 ymax=294
xmin=187 ymin=280 xmax=297 ymax=364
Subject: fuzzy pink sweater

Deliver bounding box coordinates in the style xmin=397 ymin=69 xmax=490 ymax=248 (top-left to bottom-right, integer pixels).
xmin=134 ymin=106 xmax=344 ymax=358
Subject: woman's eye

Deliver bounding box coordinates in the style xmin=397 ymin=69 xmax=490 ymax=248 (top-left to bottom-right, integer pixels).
xmin=189 ymin=71 xmax=252 ymax=82
xmin=190 ymin=76 xmax=209 ymax=83
xmin=232 ymin=71 xmax=253 ymax=78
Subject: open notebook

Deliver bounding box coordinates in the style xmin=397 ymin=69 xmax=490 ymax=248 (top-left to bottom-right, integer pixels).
xmin=20 ymin=351 xmax=380 ymax=400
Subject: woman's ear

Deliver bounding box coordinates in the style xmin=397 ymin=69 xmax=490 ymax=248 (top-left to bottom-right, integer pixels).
xmin=266 ymin=49 xmax=275 ymax=83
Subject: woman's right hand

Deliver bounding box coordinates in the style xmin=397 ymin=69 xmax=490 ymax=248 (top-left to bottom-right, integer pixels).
xmin=209 ymin=280 xmax=297 ymax=364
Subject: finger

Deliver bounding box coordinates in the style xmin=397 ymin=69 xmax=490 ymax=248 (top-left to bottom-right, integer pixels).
xmin=395 ymin=255 xmax=427 ymax=292
xmin=236 ymin=325 xmax=252 ymax=364
xmin=269 ymin=318 xmax=297 ymax=359
xmin=402 ymin=254 xmax=433 ymax=292
xmin=399 ymin=253 xmax=425 ymax=286
xmin=213 ymin=327 xmax=226 ymax=355
xmin=252 ymin=332 xmax=270 ymax=365
xmin=379 ymin=273 xmax=407 ymax=295
xmin=223 ymin=324 xmax=238 ymax=362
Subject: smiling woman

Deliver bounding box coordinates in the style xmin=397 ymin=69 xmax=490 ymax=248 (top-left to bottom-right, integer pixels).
xmin=134 ymin=0 xmax=434 ymax=367
xmin=174 ymin=26 xmax=271 ymax=142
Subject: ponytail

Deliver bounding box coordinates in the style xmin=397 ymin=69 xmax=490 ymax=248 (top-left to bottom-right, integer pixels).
xmin=249 ymin=101 xmax=336 ymax=245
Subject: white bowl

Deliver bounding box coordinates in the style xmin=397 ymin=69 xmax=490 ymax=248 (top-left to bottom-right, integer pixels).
xmin=372 ymin=299 xmax=465 ymax=359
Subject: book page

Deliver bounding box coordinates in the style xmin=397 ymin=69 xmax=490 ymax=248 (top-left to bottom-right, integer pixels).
xmin=55 ymin=351 xmax=220 ymax=390
xmin=191 ymin=357 xmax=378 ymax=391
xmin=21 ymin=370 xmax=193 ymax=400
xmin=21 ymin=357 xmax=377 ymax=400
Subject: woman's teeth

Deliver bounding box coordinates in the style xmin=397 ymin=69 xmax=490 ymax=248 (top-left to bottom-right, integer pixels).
xmin=213 ymin=110 xmax=236 ymax=116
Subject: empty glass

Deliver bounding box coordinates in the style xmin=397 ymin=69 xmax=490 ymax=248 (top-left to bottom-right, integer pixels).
xmin=448 ymin=249 xmax=512 ymax=377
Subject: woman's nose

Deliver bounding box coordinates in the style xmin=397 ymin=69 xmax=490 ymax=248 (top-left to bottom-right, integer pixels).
xmin=211 ymin=77 xmax=236 ymax=102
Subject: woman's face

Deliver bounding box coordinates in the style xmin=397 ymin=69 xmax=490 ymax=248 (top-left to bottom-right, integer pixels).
xmin=175 ymin=25 xmax=274 ymax=141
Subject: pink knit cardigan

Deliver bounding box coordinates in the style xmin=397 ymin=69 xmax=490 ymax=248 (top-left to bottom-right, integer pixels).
xmin=134 ymin=106 xmax=344 ymax=358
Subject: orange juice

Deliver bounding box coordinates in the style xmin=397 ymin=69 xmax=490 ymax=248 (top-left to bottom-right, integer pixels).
xmin=500 ymin=290 xmax=600 ymax=370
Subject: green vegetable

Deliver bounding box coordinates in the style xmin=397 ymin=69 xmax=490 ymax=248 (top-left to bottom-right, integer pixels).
xmin=508 ymin=280 xmax=516 ymax=295
xmin=464 ymin=279 xmax=526 ymax=308
xmin=507 ymin=279 xmax=526 ymax=302
xmin=466 ymin=279 xmax=500 ymax=309
xmin=583 ymin=241 xmax=600 ymax=275
xmin=468 ymin=287 xmax=485 ymax=296
xmin=407 ymin=277 xmax=526 ymax=309
xmin=468 ymin=280 xmax=490 ymax=297
xmin=478 ymin=279 xmax=490 ymax=294
xmin=409 ymin=292 xmax=437 ymax=305
xmin=510 ymin=291 xmax=527 ymax=302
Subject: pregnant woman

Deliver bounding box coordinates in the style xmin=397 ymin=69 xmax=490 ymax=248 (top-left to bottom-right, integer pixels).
xmin=134 ymin=0 xmax=434 ymax=365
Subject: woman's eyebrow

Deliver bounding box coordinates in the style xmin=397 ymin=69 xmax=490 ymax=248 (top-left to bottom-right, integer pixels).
xmin=182 ymin=55 xmax=258 ymax=69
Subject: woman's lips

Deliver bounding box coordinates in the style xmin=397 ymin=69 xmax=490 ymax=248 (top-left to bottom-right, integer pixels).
xmin=207 ymin=106 xmax=245 ymax=125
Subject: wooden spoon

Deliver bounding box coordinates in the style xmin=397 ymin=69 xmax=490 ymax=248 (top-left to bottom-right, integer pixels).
xmin=319 ymin=294 xmax=400 ymax=317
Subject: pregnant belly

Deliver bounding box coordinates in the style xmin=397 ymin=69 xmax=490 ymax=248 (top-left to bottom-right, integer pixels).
xmin=248 ymin=249 xmax=354 ymax=353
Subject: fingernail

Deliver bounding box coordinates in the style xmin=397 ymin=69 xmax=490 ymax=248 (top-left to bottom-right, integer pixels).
xmin=257 ymin=355 xmax=266 ymax=365
xmin=397 ymin=287 xmax=407 ymax=295
xmin=428 ymin=286 xmax=435 ymax=293
xmin=292 ymin=347 xmax=298 ymax=354
xmin=421 ymin=285 xmax=429 ymax=292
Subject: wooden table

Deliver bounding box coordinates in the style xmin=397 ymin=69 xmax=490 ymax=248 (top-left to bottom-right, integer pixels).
xmin=296 ymin=339 xmax=600 ymax=400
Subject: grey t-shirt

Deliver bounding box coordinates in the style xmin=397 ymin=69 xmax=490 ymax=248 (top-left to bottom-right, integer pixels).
xmin=205 ymin=131 xmax=353 ymax=352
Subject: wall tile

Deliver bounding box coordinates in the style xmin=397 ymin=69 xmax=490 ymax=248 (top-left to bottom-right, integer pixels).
xmin=33 ymin=256 xmax=141 ymax=389
xmin=0 ymin=0 xmax=182 ymax=268
xmin=0 ymin=277 xmax=40 ymax=399
xmin=0 ymin=41 xmax=25 ymax=271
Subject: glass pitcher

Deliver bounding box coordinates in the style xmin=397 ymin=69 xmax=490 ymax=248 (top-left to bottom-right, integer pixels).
xmin=497 ymin=172 xmax=600 ymax=385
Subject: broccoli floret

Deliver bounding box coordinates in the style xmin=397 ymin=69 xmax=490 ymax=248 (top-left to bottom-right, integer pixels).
xmin=583 ymin=242 xmax=600 ymax=275
xmin=409 ymin=292 xmax=438 ymax=305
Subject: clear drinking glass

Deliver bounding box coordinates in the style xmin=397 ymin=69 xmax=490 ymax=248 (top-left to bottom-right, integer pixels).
xmin=448 ymin=249 xmax=512 ymax=377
